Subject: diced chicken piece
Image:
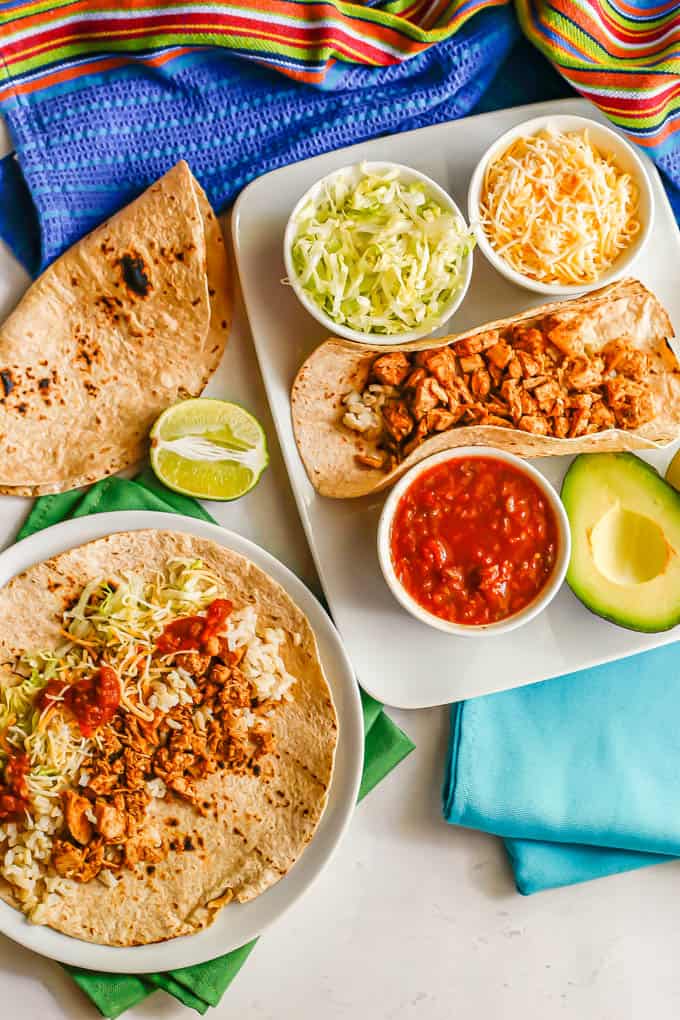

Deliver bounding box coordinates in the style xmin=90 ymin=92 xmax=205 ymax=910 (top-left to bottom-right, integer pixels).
xmin=87 ymin=772 xmax=119 ymax=796
xmin=448 ymin=376 xmax=474 ymax=406
xmin=500 ymin=380 xmax=522 ymax=422
xmin=547 ymin=322 xmax=583 ymax=358
xmin=602 ymin=339 xmax=650 ymax=381
xmin=421 ymin=347 xmax=458 ymax=388
xmin=518 ymin=415 xmax=550 ymax=436
xmin=569 ymin=408 xmax=591 ymax=437
xmin=382 ymin=400 xmax=414 ymax=442
xmin=124 ymin=833 xmax=164 ymax=869
xmin=94 ymin=799 xmax=127 ymax=844
xmin=455 ymin=331 xmax=500 ymax=356
xmin=481 ymin=415 xmax=512 ymax=428
xmin=483 ymin=399 xmax=513 ymax=419
xmin=511 ymin=326 xmax=548 ymax=357
xmin=485 ymin=341 xmax=513 ymax=370
xmin=533 ymin=380 xmax=561 ymax=415
xmin=372 ymin=352 xmax=412 ymax=387
xmin=519 ymin=390 xmax=538 ymax=416
xmin=470 ymin=369 xmax=491 ymax=399
xmin=589 ymin=401 xmax=616 ymax=431
xmin=458 ymin=354 xmax=484 ymax=374
xmin=487 ymin=362 xmax=504 ymax=388
xmin=516 ymin=350 xmax=542 ymax=378
xmin=62 ymin=790 xmax=93 ymax=846
xmin=175 ymin=650 xmax=211 ymax=675
xmin=568 ymin=392 xmax=594 ymax=410
xmin=98 ymin=728 xmax=122 ymax=758
xmin=522 ymin=374 xmax=549 ymax=392
xmin=554 ymin=416 xmax=570 ymax=438
xmin=412 ymin=378 xmax=448 ymax=421
xmin=355 ymin=452 xmax=386 ymax=470
xmin=402 ymin=419 xmax=430 ymax=457
xmin=506 ymin=357 xmax=522 ymax=381
xmin=562 ymin=355 xmax=604 ymax=391
xmin=209 ymin=663 xmax=231 ymax=686
xmin=221 ymin=667 xmax=251 ymax=708
xmin=426 ymin=409 xmax=458 ymax=432
xmin=51 ymin=838 xmax=104 ymax=882
xmin=403 ymin=368 xmax=427 ymax=390
xmin=166 ymin=775 xmax=197 ymax=804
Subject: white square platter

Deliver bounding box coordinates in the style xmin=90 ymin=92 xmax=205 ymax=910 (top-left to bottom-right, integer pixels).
xmin=232 ymin=97 xmax=680 ymax=710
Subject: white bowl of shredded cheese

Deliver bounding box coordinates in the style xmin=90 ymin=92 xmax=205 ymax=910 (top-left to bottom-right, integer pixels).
xmin=284 ymin=162 xmax=475 ymax=344
xmin=467 ymin=114 xmax=654 ymax=296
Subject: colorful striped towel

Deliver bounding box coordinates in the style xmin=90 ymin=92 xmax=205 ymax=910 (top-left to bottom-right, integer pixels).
xmin=0 ymin=1 xmax=678 ymax=272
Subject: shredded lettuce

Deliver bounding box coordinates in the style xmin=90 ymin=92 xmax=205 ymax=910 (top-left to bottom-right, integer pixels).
xmin=1 ymin=559 xmax=222 ymax=793
xmin=290 ymin=164 xmax=475 ymax=335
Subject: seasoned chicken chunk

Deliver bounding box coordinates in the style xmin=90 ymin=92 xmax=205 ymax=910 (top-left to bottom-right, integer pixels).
xmin=485 ymin=340 xmax=513 ymax=370
xmin=382 ymin=400 xmax=414 ymax=442
xmin=51 ymin=838 xmax=104 ymax=882
xmin=518 ymin=415 xmax=549 ymax=435
xmin=420 ymin=347 xmax=458 ymax=388
xmin=602 ymin=339 xmax=650 ymax=380
xmin=62 ymin=790 xmax=93 ymax=846
xmin=412 ymin=378 xmax=448 ymax=420
xmin=372 ymin=352 xmax=411 ymax=387
xmin=95 ymin=799 xmax=127 ymax=844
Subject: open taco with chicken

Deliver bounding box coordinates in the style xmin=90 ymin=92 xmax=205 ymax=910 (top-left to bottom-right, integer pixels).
xmin=291 ymin=278 xmax=679 ymax=498
xmin=0 ymin=530 xmax=337 ymax=946
xmin=0 ymin=161 xmax=231 ymax=496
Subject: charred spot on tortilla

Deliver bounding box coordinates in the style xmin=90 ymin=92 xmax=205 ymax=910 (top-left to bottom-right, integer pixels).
xmin=119 ymin=252 xmax=151 ymax=297
xmin=38 ymin=378 xmax=50 ymax=391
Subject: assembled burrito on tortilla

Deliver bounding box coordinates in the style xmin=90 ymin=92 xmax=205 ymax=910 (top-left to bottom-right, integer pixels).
xmin=0 ymin=161 xmax=231 ymax=496
xmin=291 ymin=279 xmax=679 ymax=498
xmin=0 ymin=530 xmax=337 ymax=946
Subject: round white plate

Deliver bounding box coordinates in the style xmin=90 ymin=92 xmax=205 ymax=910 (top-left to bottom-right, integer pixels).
xmin=0 ymin=511 xmax=364 ymax=972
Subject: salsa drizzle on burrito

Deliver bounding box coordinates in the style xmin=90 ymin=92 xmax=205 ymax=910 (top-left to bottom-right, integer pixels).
xmin=0 ymin=531 xmax=337 ymax=946
xmin=291 ymin=279 xmax=679 ymax=498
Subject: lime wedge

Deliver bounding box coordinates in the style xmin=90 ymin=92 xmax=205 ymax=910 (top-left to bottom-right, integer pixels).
xmin=665 ymin=449 xmax=680 ymax=492
xmin=150 ymin=398 xmax=268 ymax=500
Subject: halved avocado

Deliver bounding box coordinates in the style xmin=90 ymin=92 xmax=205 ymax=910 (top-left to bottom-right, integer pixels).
xmin=561 ymin=452 xmax=680 ymax=633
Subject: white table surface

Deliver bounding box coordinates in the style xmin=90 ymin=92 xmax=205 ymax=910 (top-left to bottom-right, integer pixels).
xmin=2 ymin=118 xmax=680 ymax=1020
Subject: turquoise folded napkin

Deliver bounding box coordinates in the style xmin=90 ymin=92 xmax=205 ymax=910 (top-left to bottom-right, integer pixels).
xmin=443 ymin=644 xmax=680 ymax=894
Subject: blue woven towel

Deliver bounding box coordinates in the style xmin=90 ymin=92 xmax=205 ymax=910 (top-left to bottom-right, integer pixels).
xmin=0 ymin=8 xmax=523 ymax=273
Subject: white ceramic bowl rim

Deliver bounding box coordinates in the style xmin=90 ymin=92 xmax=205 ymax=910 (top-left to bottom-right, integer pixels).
xmin=283 ymin=160 xmax=474 ymax=345
xmin=467 ymin=113 xmax=655 ymax=297
xmin=377 ymin=446 xmax=572 ymax=637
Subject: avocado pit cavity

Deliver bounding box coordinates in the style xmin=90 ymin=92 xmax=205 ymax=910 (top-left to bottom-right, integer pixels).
xmin=589 ymin=503 xmax=671 ymax=586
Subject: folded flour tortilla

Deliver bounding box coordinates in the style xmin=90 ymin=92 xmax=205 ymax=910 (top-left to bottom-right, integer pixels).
xmin=291 ymin=279 xmax=679 ymax=498
xmin=0 ymin=530 xmax=337 ymax=946
xmin=0 ymin=162 xmax=231 ymax=495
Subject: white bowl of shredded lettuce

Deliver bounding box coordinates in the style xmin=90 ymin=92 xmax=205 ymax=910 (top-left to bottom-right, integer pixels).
xmin=284 ymin=162 xmax=475 ymax=344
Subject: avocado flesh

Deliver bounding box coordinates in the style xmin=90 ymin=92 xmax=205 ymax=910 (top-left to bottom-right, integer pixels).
xmin=561 ymin=452 xmax=680 ymax=633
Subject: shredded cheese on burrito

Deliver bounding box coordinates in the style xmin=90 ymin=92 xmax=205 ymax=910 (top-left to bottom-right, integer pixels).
xmin=479 ymin=128 xmax=640 ymax=285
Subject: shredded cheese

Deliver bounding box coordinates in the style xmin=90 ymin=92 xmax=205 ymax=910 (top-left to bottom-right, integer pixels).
xmin=479 ymin=128 xmax=640 ymax=285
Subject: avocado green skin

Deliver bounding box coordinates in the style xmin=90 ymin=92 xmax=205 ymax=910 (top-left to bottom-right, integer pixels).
xmin=561 ymin=452 xmax=680 ymax=633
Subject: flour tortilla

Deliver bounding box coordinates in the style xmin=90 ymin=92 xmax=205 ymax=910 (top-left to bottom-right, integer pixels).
xmin=0 ymin=530 xmax=337 ymax=946
xmin=291 ymin=278 xmax=679 ymax=498
xmin=0 ymin=162 xmax=231 ymax=496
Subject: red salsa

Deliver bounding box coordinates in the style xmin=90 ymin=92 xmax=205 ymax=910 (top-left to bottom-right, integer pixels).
xmin=0 ymin=751 xmax=30 ymax=821
xmin=156 ymin=598 xmax=233 ymax=654
xmin=37 ymin=666 xmax=121 ymax=738
xmin=390 ymin=456 xmax=558 ymax=626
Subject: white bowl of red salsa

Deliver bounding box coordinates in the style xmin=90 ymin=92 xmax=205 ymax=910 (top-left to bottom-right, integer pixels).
xmin=377 ymin=448 xmax=570 ymax=636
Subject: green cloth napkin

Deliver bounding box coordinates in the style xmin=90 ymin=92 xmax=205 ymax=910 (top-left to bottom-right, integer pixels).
xmin=17 ymin=468 xmax=414 ymax=1018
